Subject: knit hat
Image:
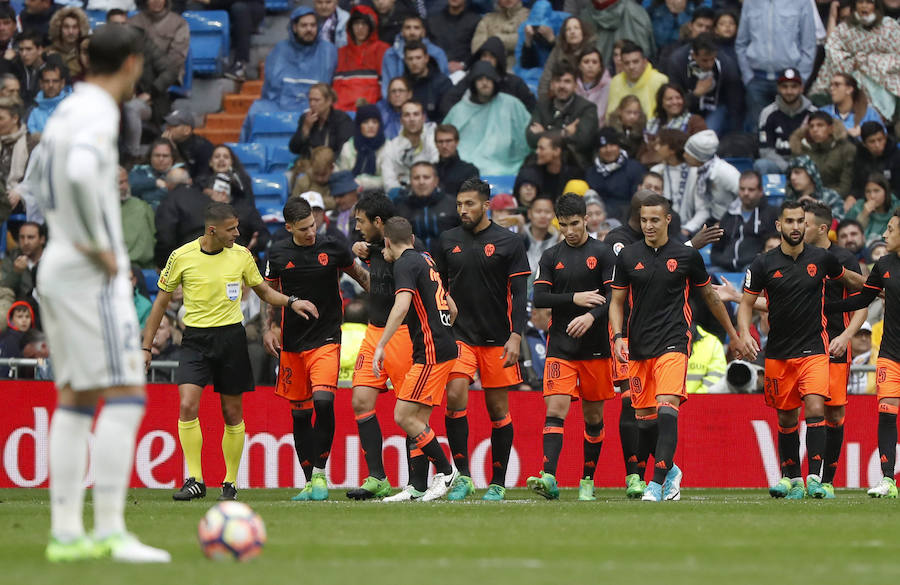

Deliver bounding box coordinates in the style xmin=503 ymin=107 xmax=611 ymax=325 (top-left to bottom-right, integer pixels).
xmin=355 ymin=103 xmax=382 ymax=124
xmin=595 ymin=127 xmax=622 ymax=149
xmin=684 ymin=130 xmax=719 ymax=163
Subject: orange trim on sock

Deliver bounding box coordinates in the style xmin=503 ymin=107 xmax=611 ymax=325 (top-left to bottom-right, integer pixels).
xmin=410 ymin=448 xmax=424 ymax=457
xmin=825 ymin=418 xmax=845 ymax=428
xmin=542 ymin=426 xmax=564 ymax=434
xmin=491 ymin=413 xmax=512 ymax=428
xmin=879 ymin=403 xmax=899 ymax=414
xmin=635 ymin=413 xmax=658 ymax=421
xmin=354 ymin=409 xmax=377 ymax=421
xmin=584 ymin=429 xmax=605 ymax=443
xmin=657 ymin=403 xmax=679 ymax=413
xmin=446 ymin=409 xmax=468 ymax=419
xmin=806 ymin=419 xmax=827 ymax=428
xmin=413 ymin=428 xmax=436 ymax=448
xmin=778 ymin=424 xmax=799 ymax=434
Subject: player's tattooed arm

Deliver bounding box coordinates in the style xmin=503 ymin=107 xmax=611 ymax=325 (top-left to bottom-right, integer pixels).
xmin=345 ymin=259 xmax=371 ymax=291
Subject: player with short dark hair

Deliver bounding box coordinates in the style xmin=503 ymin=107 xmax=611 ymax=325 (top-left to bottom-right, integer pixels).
xmin=434 ymin=176 xmax=531 ymax=501
xmin=610 ymin=194 xmax=754 ymax=502
xmin=526 ymin=194 xmax=618 ymax=501
xmin=262 ymin=197 xmax=370 ymax=502
xmin=374 ymin=216 xmax=460 ymax=501
xmin=738 ymin=200 xmax=864 ymax=499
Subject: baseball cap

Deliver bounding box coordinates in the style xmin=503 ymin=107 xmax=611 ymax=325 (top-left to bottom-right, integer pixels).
xmin=164 ymin=109 xmax=195 ymax=128
xmin=489 ymin=193 xmax=517 ymax=211
xmin=778 ymin=67 xmax=803 ymax=85
xmin=300 ymin=191 xmax=325 ymax=209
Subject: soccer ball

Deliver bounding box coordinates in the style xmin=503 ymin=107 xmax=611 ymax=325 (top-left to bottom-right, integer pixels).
xmin=197 ymin=501 xmax=267 ymax=561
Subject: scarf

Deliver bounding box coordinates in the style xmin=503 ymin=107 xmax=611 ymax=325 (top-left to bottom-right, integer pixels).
xmin=352 ymin=107 xmax=386 ymax=177
xmin=695 ymin=156 xmax=716 ymax=211
xmin=320 ymin=13 xmax=338 ymax=43
xmin=645 ymin=111 xmax=692 ymax=136
xmin=593 ymin=151 xmax=627 ymax=178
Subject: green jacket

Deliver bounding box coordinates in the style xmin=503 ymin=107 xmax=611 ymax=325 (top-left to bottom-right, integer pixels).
xmin=121 ymin=196 xmax=156 ymax=269
xmin=845 ymin=193 xmax=900 ymax=245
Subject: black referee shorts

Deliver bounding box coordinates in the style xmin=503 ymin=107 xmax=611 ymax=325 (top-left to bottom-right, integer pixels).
xmin=176 ymin=323 xmax=254 ymax=395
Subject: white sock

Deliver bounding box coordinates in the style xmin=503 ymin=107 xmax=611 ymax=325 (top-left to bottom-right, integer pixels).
xmin=312 ymin=467 xmax=325 ymax=476
xmin=49 ymin=407 xmax=93 ymax=541
xmin=92 ymin=399 xmax=145 ymax=539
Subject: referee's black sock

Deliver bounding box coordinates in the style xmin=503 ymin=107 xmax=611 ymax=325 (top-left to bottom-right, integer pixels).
xmin=407 ymin=437 xmax=428 ymax=493
xmin=291 ymin=408 xmax=314 ymax=482
xmin=805 ymin=416 xmax=826 ymax=478
xmin=619 ymin=393 xmax=640 ymax=476
xmin=878 ymin=407 xmax=898 ymax=477
xmin=445 ymin=409 xmax=470 ymax=476
xmin=636 ymin=413 xmax=658 ymax=481
xmin=542 ymin=416 xmax=565 ymax=475
xmin=356 ymin=410 xmax=386 ymax=480
xmin=652 ymin=405 xmax=678 ymax=485
xmin=489 ymin=413 xmax=513 ymax=486
xmin=312 ymin=394 xmax=335 ymax=469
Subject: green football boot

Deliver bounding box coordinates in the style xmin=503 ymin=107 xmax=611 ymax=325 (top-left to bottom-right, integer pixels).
xmin=821 ymin=482 xmax=836 ymax=499
xmin=346 ymin=476 xmax=392 ymax=500
xmin=526 ymin=471 xmax=560 ymax=500
xmin=291 ymin=484 xmax=313 ymax=501
xmin=625 ymin=473 xmax=646 ymax=499
xmin=46 ymin=536 xmax=103 ymax=563
xmin=482 ymin=484 xmax=506 ymax=501
xmin=310 ymin=472 xmax=329 ymax=501
xmin=868 ymin=477 xmax=899 ymax=498
xmin=578 ymin=478 xmax=597 ymax=501
xmin=785 ymin=479 xmax=807 ymax=499
xmin=446 ymin=475 xmax=474 ymax=501
xmin=769 ymin=477 xmax=792 ymax=498
xmin=806 ymin=475 xmax=826 ymax=499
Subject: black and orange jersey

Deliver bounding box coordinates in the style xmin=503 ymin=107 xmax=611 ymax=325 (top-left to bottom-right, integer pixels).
xmin=265 ymin=235 xmax=353 ymax=352
xmin=823 ymin=244 xmax=862 ymax=364
xmin=744 ymin=244 xmax=844 ymax=360
xmin=393 ymin=248 xmax=457 ymax=364
xmin=611 ymin=238 xmax=710 ymax=360
xmin=604 ymin=223 xmax=642 ymax=337
xmin=434 ymin=221 xmax=530 ymax=346
xmin=533 ymin=237 xmax=617 ymax=361
xmin=363 ymin=238 xmax=426 ymax=328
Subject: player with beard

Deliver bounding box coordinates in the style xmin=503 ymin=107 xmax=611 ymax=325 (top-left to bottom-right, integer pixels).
xmin=433 ymin=177 xmax=530 ymax=501
xmin=738 ymin=201 xmax=864 ymax=499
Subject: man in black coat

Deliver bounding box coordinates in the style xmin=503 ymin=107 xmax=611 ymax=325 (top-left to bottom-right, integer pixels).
xmin=162 ymin=109 xmax=215 ymax=180
xmin=428 ymin=0 xmax=481 ymax=73
xmin=394 ymin=161 xmax=460 ymax=252
xmin=435 ymin=123 xmax=479 ymax=196
xmin=403 ymin=40 xmax=453 ymax=122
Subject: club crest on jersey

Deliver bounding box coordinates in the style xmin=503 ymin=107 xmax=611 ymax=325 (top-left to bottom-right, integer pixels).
xmin=667 ymin=258 xmax=678 ymax=272
xmin=318 ymin=253 xmax=329 ymax=266
xmin=484 ymin=243 xmax=495 ymax=257
xmin=807 ymin=263 xmax=817 ymax=277
xmin=586 ymin=256 xmax=597 ymax=270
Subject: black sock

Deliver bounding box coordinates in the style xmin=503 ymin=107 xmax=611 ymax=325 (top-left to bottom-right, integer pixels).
xmin=407 ymin=438 xmax=428 ymax=492
xmin=312 ymin=396 xmax=336 ymax=469
xmin=805 ymin=416 xmax=826 ymax=478
xmin=583 ymin=422 xmax=604 ymax=480
xmin=822 ymin=422 xmax=844 ymax=484
xmin=637 ymin=416 xmax=658 ymax=481
xmin=291 ymin=408 xmax=314 ymax=482
xmin=445 ymin=410 xmax=470 ymax=476
xmin=619 ymin=394 xmax=640 ymax=476
xmin=489 ymin=414 xmax=513 ymax=486
xmin=413 ymin=427 xmax=452 ymax=476
xmin=356 ymin=411 xmax=385 ymax=480
xmin=778 ymin=425 xmax=801 ymax=479
xmin=879 ymin=410 xmax=898 ymax=477
xmin=652 ymin=406 xmax=678 ymax=485
xmin=542 ymin=416 xmax=565 ymax=475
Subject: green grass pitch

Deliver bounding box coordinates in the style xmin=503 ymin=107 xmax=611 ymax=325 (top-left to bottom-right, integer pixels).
xmin=2 ymin=488 xmax=899 ymax=585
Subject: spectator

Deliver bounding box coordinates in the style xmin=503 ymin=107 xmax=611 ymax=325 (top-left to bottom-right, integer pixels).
xmin=643 ymin=83 xmax=707 ymax=165
xmin=522 ymin=305 xmax=550 ymax=389
xmin=844 ymin=173 xmax=900 ymax=244
xmin=847 ymin=320 xmax=874 ymax=395
xmin=119 ymin=166 xmax=157 ymax=270
xmin=575 ymin=47 xmax=611 ymax=127
xmin=129 ymin=138 xmax=181 ymax=209
xmin=471 ymin=0 xmax=528 ymax=66
xmin=377 ymin=76 xmax=412 ymax=139
xmin=0 ymin=5 xmax=16 ymax=54
xmin=536 ymin=15 xmax=594 ymax=100
xmin=735 ymin=0 xmax=816 ymax=130
xmin=584 ymin=194 xmax=619 ymax=239
xmin=709 ymin=170 xmax=779 ymax=272
xmin=0 ymin=301 xmax=33 ymax=362
xmin=327 ymin=170 xmax=360 ymax=239
xmin=515 ymin=130 xmax=582 ymax=201
xmin=17 ymin=0 xmax=57 ymax=39
xmin=130 ymin=265 xmax=153 ymax=328
xmin=291 ymin=145 xmax=335 ymax=206
xmin=241 ymin=7 xmax=338 ymax=141
xmin=685 ymin=323 xmax=727 ymax=393
xmin=837 ymin=217 xmax=867 ymax=257
xmin=789 ymin=110 xmax=856 ymax=197
xmin=713 ymin=8 xmax=738 ymax=62
xmin=428 ymin=0 xmax=481 ymax=73
xmin=664 ymin=32 xmax=743 ymax=136
xmin=489 ymin=192 xmax=523 ymax=232
xmin=606 ymin=40 xmax=669 ymax=119
xmin=521 ymin=195 xmax=557 ymax=282
xmin=315 ymin=0 xmax=350 ymax=48
xmin=288 ymin=83 xmax=354 ymax=159
xmin=683 ymin=129 xmax=739 ymax=231
xmin=333 ymin=6 xmax=390 ymax=112
xmin=369 ymin=0 xmax=418 ymax=44
xmin=147 ymin=314 xmax=181 ymax=374
xmin=638 ymin=169 xmax=664 ymax=195
xmin=26 ymin=62 xmax=69 ymax=135
xmin=402 ymin=39 xmax=453 ymax=122
xmin=394 ymin=161 xmax=460 ymax=250
xmin=515 ymin=0 xmax=565 ymax=92
xmin=380 ymin=15 xmax=448 ymax=98
xmin=129 ymin=0 xmax=189 ymax=81
xmin=161 ymin=109 xmax=215 ymax=180
xmin=785 ymin=154 xmax=845 ymax=219
xmin=442 ymin=61 xmax=530 ymax=175
xmin=754 ymin=67 xmax=816 ymax=175
xmin=442 ymin=36 xmax=536 ymax=113
xmin=584 ymin=127 xmax=645 ymax=222
xmin=852 ymin=121 xmax=900 ymax=199
xmin=297 ymin=190 xmax=349 ymax=246
xmin=0 ymin=97 xmax=27 ymax=199
xmin=526 ymin=61 xmax=598 ymax=170
xmin=44 ymin=7 xmax=89 ymax=80
xmin=0 ymin=221 xmax=44 ymax=307
xmin=10 ymin=31 xmax=43 ymax=108
xmin=381 ymin=100 xmax=438 ymax=191
xmin=818 ymin=73 xmax=884 ymax=139
xmin=513 ymin=165 xmax=540 ymax=208
xmin=645 ymin=0 xmax=709 ymax=54
xmin=196 ymin=145 xmax=255 ymax=204
xmin=650 ymin=129 xmax=702 ymax=231
xmin=606 ymin=94 xmax=646 ymax=158
xmin=153 ymin=167 xmax=209 ymax=265
xmin=434 ymin=123 xmax=479 ymax=196
xmin=337 ymin=104 xmax=388 ymax=190
xmin=575 ymin=0 xmax=655 ymax=69
xmin=0 ymin=75 xmax=19 ymax=99
xmin=811 ymin=0 xmax=900 ymax=124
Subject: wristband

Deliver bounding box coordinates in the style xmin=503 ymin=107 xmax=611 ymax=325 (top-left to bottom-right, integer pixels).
xmin=612 ymin=333 xmax=623 ymax=341
xmin=287 ymin=295 xmax=299 ymax=307
xmin=142 ymin=347 xmax=152 ymax=353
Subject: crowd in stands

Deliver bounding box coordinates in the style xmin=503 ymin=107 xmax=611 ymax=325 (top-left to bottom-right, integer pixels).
xmin=0 ymin=0 xmax=896 ymax=395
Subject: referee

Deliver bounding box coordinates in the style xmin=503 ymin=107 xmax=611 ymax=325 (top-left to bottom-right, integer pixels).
xmin=142 ymin=203 xmax=318 ymax=502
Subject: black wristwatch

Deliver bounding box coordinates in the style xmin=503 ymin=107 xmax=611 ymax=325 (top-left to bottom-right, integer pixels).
xmin=612 ymin=332 xmax=624 ymax=341
xmin=287 ymin=295 xmax=300 ymax=307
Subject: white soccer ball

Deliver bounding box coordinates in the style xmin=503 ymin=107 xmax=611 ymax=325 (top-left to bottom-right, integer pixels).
xmin=197 ymin=501 xmax=267 ymax=561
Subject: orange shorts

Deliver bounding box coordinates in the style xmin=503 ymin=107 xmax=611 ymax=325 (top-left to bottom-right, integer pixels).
xmin=628 ymin=352 xmax=688 ymax=410
xmin=763 ymin=355 xmax=830 ymax=411
xmin=876 ymin=358 xmax=900 ymax=400
xmin=826 ymin=362 xmax=850 ymax=407
xmin=351 ymin=324 xmax=414 ymax=391
xmin=450 ymin=341 xmax=522 ymax=389
xmin=396 ymin=360 xmax=455 ymax=406
xmin=274 ymin=343 xmax=339 ymax=407
xmin=543 ymin=357 xmax=616 ymax=402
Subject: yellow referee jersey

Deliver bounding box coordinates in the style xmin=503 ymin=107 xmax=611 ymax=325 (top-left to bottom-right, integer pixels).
xmin=158 ymin=238 xmax=264 ymax=328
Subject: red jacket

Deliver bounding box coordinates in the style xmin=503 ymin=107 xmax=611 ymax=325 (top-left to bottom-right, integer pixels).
xmin=334 ymin=5 xmax=389 ymax=112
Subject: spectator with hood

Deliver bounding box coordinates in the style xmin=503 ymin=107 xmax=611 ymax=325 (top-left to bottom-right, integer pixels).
xmin=789 ymin=110 xmax=856 ymax=197
xmin=44 ymin=7 xmax=89 ymax=80
xmin=333 ymin=5 xmax=390 ymax=112
xmin=851 ymin=121 xmax=900 ymax=199
xmin=470 ymin=0 xmax=529 ymax=65
xmin=0 ymin=301 xmax=34 ymax=364
xmin=441 ymin=36 xmax=535 ymax=113
xmin=514 ymin=0 xmax=567 ymax=92
xmin=785 ymin=154 xmax=845 ymax=220
xmin=336 ymin=104 xmax=388 ymax=190
xmin=380 ymin=14 xmax=448 ymax=98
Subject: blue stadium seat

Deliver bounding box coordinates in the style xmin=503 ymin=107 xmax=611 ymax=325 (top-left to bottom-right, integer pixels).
xmin=724 ymin=157 xmax=754 ymax=174
xmin=266 ymin=145 xmax=296 ymax=173
xmin=226 ymin=142 xmax=266 ymax=174
xmin=265 ymin=0 xmax=290 ymax=11
xmin=87 ymin=9 xmax=106 ymax=29
xmin=142 ymin=269 xmax=159 ymax=296
xmin=183 ymin=10 xmax=230 ymax=76
xmin=169 ymin=47 xmax=193 ymax=98
xmin=248 ymin=111 xmax=299 ymax=147
xmin=764 ymin=173 xmax=787 ymax=207
xmin=252 ymin=173 xmax=288 ymax=217
xmin=715 ymin=272 xmax=745 ymax=288
xmin=483 ymin=175 xmax=516 ymax=196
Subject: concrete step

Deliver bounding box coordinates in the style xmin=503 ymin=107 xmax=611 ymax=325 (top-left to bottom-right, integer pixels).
xmin=224 ymin=93 xmax=257 ymax=115
xmin=184 ymin=77 xmax=239 ymax=116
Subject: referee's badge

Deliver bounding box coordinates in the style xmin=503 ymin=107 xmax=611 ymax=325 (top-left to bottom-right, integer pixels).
xmin=226 ymin=281 xmax=240 ymax=301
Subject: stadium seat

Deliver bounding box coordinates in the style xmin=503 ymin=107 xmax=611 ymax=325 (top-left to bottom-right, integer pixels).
xmin=266 ymin=145 xmax=296 ymax=173
xmin=764 ymin=173 xmax=787 ymax=207
xmin=248 ymin=111 xmax=299 ymax=147
xmin=265 ymin=0 xmax=290 ymax=12
xmin=715 ymin=272 xmax=745 ymax=288
xmin=183 ymin=10 xmax=230 ymax=76
xmin=87 ymin=9 xmax=106 ymax=29
xmin=169 ymin=47 xmax=193 ymax=98
xmin=252 ymin=173 xmax=289 ymax=217
xmin=483 ymin=175 xmax=516 ymax=196
xmin=724 ymin=157 xmax=754 ymax=174
xmin=143 ymin=269 xmax=159 ymax=296
xmin=226 ymin=142 xmax=266 ymax=174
